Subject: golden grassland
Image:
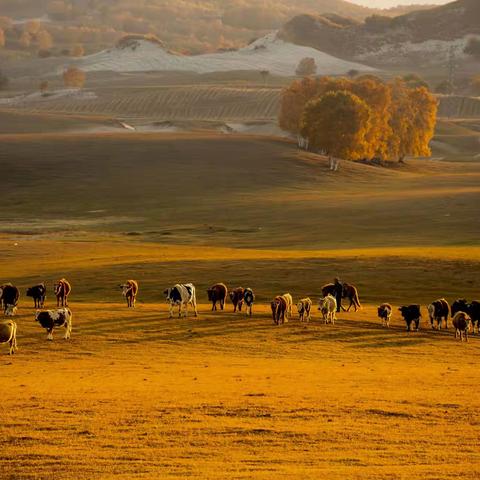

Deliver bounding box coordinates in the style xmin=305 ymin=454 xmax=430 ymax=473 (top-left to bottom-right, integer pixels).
xmin=2 ymin=301 xmax=480 ymax=479
xmin=0 ymin=131 xmax=479 ymax=478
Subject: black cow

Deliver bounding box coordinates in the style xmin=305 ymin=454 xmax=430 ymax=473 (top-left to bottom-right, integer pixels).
xmin=399 ymin=305 xmax=421 ymax=332
xmin=0 ymin=284 xmax=20 ymax=316
xmin=26 ymin=283 xmax=47 ymax=308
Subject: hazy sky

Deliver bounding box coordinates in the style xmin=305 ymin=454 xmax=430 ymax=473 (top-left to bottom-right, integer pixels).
xmin=350 ymin=0 xmax=452 ymax=7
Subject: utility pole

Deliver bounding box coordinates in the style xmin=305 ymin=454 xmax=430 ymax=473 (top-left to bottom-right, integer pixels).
xmin=447 ymin=46 xmax=456 ymax=95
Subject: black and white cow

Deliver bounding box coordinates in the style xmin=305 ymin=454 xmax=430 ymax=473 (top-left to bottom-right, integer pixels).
xmin=377 ymin=303 xmax=392 ymax=328
xmin=35 ymin=308 xmax=72 ymax=340
xmin=164 ymin=283 xmax=198 ymax=318
xmin=26 ymin=283 xmax=47 ymax=308
xmin=428 ymin=298 xmax=450 ymax=330
xmin=243 ymin=288 xmax=255 ymax=316
xmin=297 ymin=298 xmax=312 ymax=322
xmin=1 ymin=284 xmax=20 ymax=316
xmin=0 ymin=320 xmax=18 ymax=355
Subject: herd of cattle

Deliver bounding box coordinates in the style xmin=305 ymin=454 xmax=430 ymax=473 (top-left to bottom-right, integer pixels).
xmin=0 ymin=278 xmax=479 ymax=355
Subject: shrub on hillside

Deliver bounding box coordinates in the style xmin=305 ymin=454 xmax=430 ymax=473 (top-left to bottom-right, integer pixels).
xmin=464 ymin=37 xmax=480 ymax=59
xmin=295 ymin=57 xmax=317 ymax=77
xmin=63 ymin=66 xmax=86 ymax=88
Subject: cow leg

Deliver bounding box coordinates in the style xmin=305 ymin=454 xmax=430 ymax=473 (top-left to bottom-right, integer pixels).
xmin=64 ymin=322 xmax=70 ymax=340
xmin=47 ymin=329 xmax=54 ymax=341
xmin=193 ymin=300 xmax=198 ymax=317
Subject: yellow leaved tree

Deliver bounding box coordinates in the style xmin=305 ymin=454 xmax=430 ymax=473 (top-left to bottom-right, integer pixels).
xmin=301 ymin=90 xmax=372 ymax=161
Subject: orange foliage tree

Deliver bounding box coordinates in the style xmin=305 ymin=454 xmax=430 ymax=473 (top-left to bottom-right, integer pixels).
xmin=280 ymin=75 xmax=437 ymax=161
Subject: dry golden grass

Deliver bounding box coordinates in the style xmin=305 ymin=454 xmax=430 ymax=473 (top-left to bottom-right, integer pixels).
xmin=2 ymin=301 xmax=480 ymax=479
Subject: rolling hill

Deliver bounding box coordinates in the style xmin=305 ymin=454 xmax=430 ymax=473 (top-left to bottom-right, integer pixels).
xmin=278 ymin=0 xmax=480 ymax=67
xmin=70 ymin=34 xmax=374 ymax=77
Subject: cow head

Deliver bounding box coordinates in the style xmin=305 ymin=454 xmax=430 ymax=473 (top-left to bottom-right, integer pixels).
xmin=5 ymin=304 xmax=17 ymax=316
xmin=26 ymin=287 xmax=34 ymax=297
xmin=206 ymin=288 xmax=213 ymax=301
xmin=163 ymin=288 xmax=172 ymax=302
xmin=54 ymin=283 xmax=61 ymax=295
xmin=119 ymin=284 xmax=129 ymax=296
xmin=318 ymin=297 xmax=325 ymax=310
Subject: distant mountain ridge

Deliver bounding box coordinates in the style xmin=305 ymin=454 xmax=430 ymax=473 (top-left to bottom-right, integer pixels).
xmin=278 ymin=0 xmax=479 ymax=67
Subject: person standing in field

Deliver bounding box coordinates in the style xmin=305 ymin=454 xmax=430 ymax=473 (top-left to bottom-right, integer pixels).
xmin=333 ymin=277 xmax=343 ymax=313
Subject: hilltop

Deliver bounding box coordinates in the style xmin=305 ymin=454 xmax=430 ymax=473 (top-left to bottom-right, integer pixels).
xmin=279 ymin=0 xmax=480 ymax=67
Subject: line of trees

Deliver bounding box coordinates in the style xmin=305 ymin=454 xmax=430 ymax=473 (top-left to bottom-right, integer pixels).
xmin=279 ymin=75 xmax=438 ymax=162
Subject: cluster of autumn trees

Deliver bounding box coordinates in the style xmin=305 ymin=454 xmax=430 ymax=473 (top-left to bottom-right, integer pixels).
xmin=279 ymin=75 xmax=438 ymax=162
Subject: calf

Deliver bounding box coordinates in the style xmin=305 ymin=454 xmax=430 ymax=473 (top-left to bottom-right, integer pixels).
xmin=428 ymin=298 xmax=449 ymax=329
xmin=398 ymin=305 xmax=421 ymax=332
xmin=119 ymin=280 xmax=138 ymax=308
xmin=1 ymin=284 xmax=19 ymax=316
xmin=452 ymin=311 xmax=471 ymax=342
xmin=297 ymin=298 xmax=312 ymax=322
xmin=243 ymin=288 xmax=255 ymax=316
xmin=26 ymin=283 xmax=46 ymax=308
xmin=271 ymin=296 xmax=288 ymax=325
xmin=318 ymin=295 xmax=337 ymax=324
xmin=207 ymin=283 xmax=228 ymax=311
xmin=0 ymin=320 xmax=18 ymax=355
xmin=229 ymin=287 xmax=244 ymax=313
xmin=35 ymin=308 xmax=72 ymax=341
xmin=164 ymin=283 xmax=198 ymax=318
xmin=378 ymin=303 xmax=392 ymax=328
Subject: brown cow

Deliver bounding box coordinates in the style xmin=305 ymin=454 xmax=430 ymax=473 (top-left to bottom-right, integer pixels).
xmin=229 ymin=287 xmax=245 ymax=313
xmin=207 ymin=283 xmax=228 ymax=311
xmin=452 ymin=311 xmax=471 ymax=342
xmin=342 ymin=283 xmax=361 ymax=312
xmin=271 ymin=295 xmax=288 ymax=325
xmin=120 ymin=280 xmax=139 ymax=308
xmin=54 ymin=278 xmax=71 ymax=307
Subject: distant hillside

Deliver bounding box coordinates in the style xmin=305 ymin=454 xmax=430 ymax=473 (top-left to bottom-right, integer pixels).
xmin=0 ymin=0 xmax=437 ymax=59
xmin=278 ymin=0 xmax=479 ymax=67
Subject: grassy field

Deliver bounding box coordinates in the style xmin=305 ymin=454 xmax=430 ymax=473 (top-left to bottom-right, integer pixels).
xmin=1 ymin=130 xmax=479 ymax=479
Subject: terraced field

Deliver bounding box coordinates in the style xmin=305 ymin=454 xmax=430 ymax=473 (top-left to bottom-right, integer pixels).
xmin=0 ymin=86 xmax=281 ymax=123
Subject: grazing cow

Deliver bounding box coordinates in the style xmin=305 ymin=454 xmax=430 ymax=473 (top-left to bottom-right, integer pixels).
xmin=229 ymin=287 xmax=245 ymax=313
xmin=54 ymin=278 xmax=71 ymax=307
xmin=452 ymin=311 xmax=471 ymax=342
xmin=164 ymin=283 xmax=198 ymax=318
xmin=342 ymin=283 xmax=361 ymax=312
xmin=119 ymin=280 xmax=139 ymax=308
xmin=322 ymin=281 xmax=343 ymax=312
xmin=1 ymin=284 xmax=20 ymax=316
xmin=398 ymin=305 xmax=421 ymax=332
xmin=378 ymin=303 xmax=392 ymax=328
xmin=0 ymin=320 xmax=18 ymax=355
xmin=297 ymin=298 xmax=312 ymax=323
xmin=207 ymin=283 xmax=228 ymax=311
xmin=35 ymin=308 xmax=72 ymax=340
xmin=271 ymin=295 xmax=288 ymax=325
xmin=283 ymin=293 xmax=293 ymax=319
xmin=243 ymin=288 xmax=255 ymax=316
xmin=26 ymin=283 xmax=47 ymax=308
xmin=428 ymin=298 xmax=450 ymax=330
xmin=318 ymin=295 xmax=337 ymax=324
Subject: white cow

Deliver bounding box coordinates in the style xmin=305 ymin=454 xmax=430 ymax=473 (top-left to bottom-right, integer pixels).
xmin=283 ymin=293 xmax=293 ymax=320
xmin=319 ymin=294 xmax=337 ymax=324
xmin=164 ymin=283 xmax=198 ymax=318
